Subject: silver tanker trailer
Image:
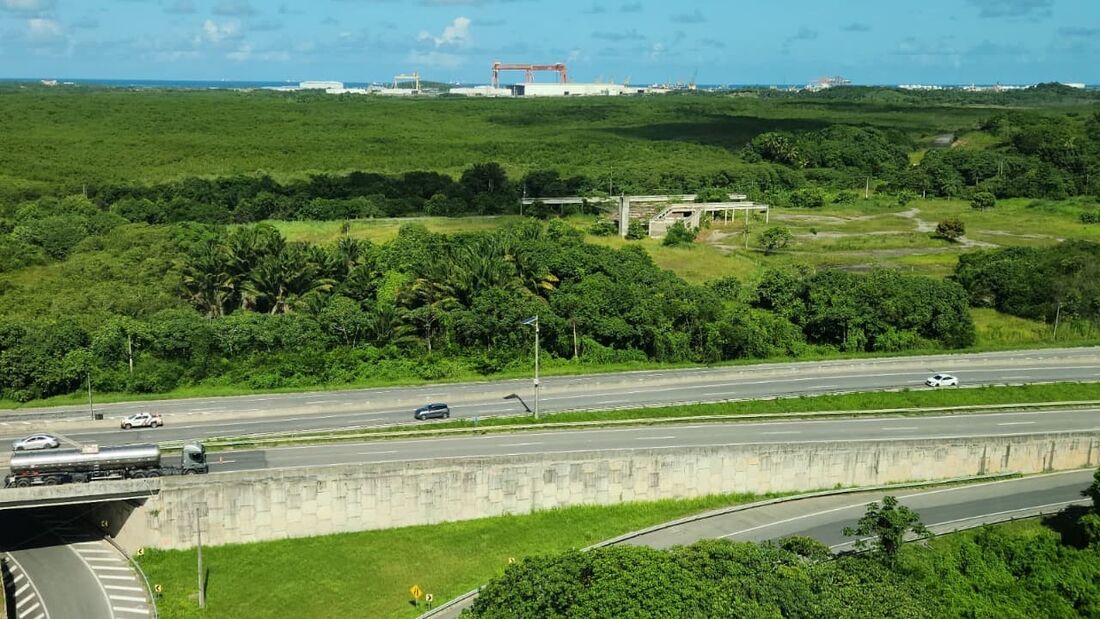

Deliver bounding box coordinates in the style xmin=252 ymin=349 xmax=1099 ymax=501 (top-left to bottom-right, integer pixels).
xmin=4 ymin=441 xmax=208 ymax=488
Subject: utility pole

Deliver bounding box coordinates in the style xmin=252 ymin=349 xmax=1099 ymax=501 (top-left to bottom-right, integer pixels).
xmin=864 ymin=177 xmax=870 ymax=199
xmin=196 ymin=508 xmax=206 ymax=609
xmin=1053 ymin=301 xmax=1062 ymax=341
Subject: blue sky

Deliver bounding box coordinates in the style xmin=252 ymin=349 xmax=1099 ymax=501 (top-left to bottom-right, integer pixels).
xmin=1 ymin=0 xmax=1097 ymax=84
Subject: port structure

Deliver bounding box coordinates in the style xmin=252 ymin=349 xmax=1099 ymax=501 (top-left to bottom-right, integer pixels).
xmin=491 ymin=62 xmax=568 ymax=88
xmin=392 ymin=72 xmax=421 ymax=92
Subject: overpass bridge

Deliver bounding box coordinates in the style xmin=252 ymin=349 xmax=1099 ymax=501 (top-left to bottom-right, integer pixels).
xmin=0 ymin=480 xmax=158 ymax=512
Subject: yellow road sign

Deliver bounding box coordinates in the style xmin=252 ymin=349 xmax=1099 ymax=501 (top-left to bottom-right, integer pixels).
xmin=425 ymin=593 xmax=434 ymax=603
xmin=410 ymin=585 xmax=423 ymax=599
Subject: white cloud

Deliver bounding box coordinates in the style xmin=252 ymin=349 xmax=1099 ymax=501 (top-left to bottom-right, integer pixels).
xmin=1 ymin=0 xmax=55 ymax=14
xmin=417 ymin=16 xmax=471 ymax=48
xmin=196 ymin=19 xmax=240 ymax=46
xmin=26 ymin=17 xmax=62 ymax=41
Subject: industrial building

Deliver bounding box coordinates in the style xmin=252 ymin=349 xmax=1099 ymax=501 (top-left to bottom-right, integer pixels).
xmin=511 ymin=82 xmax=651 ymax=97
xmin=447 ymin=61 xmax=669 ymax=97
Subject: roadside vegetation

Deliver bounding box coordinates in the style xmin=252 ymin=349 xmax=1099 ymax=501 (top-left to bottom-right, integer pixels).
xmin=138 ymin=491 xmax=775 ymax=619
xmin=1 ymin=84 xmax=1099 ymax=405
xmin=137 ymin=469 xmax=1100 ymax=618
xmin=469 ymin=471 xmax=1100 ymax=618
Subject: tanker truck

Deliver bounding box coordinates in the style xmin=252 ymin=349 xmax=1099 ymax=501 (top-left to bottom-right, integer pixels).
xmin=4 ymin=441 xmax=208 ymax=488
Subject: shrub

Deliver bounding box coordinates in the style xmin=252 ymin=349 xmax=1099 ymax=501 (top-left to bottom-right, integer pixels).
xmin=759 ymin=225 xmax=793 ymax=254
xmin=789 ymin=188 xmax=825 ymax=208
xmin=588 ymin=218 xmax=618 ymax=236
xmin=935 ymin=217 xmax=966 ymax=242
xmin=625 ymin=220 xmax=648 ymax=240
xmin=661 ymin=222 xmax=697 ymax=246
xmin=833 ymin=190 xmax=859 ymax=204
xmin=1080 ymin=211 xmax=1100 ymax=224
xmin=970 ymin=191 xmax=996 ymax=212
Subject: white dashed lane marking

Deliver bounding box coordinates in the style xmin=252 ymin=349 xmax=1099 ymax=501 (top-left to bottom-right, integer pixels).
xmin=36 ymin=517 xmax=153 ymax=619
xmin=3 ymin=553 xmax=50 ymax=619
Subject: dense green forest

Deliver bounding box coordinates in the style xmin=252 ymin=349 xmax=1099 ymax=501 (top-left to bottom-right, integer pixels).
xmin=1 ymin=84 xmax=1097 ymax=205
xmin=0 ymin=217 xmax=975 ymax=401
xmin=467 ymin=473 xmax=1100 ymax=618
xmin=1 ymin=85 xmax=1098 ymax=403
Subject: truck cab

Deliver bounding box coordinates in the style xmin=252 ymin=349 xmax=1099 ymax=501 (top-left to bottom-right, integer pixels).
xmin=182 ymin=441 xmax=208 ymax=474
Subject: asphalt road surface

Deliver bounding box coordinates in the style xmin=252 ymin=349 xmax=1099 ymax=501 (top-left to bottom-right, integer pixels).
xmin=203 ymin=407 xmax=1100 ymax=473
xmin=429 ymin=470 xmax=1096 ymax=618
xmin=626 ymin=469 xmax=1094 ymax=549
xmin=3 ymin=348 xmax=1098 ymax=448
xmin=0 ymin=507 xmax=153 ymax=619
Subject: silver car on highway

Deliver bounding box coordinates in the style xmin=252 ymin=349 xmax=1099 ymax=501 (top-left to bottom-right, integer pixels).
xmin=11 ymin=434 xmax=60 ymax=451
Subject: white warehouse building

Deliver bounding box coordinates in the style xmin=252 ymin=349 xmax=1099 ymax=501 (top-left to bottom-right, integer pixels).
xmin=511 ymin=82 xmax=652 ymax=97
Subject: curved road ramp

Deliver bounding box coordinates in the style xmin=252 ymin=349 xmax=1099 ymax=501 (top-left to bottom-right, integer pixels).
xmin=422 ymin=469 xmax=1095 ymax=619
xmin=1 ymin=504 xmax=156 ymax=619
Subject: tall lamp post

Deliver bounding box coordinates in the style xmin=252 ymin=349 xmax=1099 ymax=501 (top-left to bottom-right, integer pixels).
xmin=521 ymin=315 xmax=540 ymax=420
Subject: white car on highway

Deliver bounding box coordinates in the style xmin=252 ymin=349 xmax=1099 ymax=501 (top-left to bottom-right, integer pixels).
xmin=11 ymin=434 xmax=60 ymax=451
xmin=925 ymin=374 xmax=959 ymax=387
xmin=121 ymin=412 xmax=163 ymax=430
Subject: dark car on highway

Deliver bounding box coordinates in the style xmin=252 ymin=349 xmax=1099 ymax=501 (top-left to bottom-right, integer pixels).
xmin=414 ymin=403 xmax=450 ymax=420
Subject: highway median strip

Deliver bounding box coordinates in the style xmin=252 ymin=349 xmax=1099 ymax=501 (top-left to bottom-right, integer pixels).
xmin=161 ymin=382 xmax=1100 ymax=452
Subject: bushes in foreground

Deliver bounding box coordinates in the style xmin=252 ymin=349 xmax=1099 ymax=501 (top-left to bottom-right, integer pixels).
xmin=469 ymin=501 xmax=1100 ymax=618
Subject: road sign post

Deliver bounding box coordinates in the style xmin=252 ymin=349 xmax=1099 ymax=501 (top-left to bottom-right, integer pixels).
xmin=410 ymin=584 xmax=423 ymax=606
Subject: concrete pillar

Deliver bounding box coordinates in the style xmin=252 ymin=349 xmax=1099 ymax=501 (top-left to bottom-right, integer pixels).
xmin=618 ymin=196 xmax=629 ymax=238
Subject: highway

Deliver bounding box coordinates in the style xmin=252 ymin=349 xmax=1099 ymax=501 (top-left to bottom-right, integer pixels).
xmin=428 ymin=470 xmax=1097 ymax=618
xmin=208 ymin=407 xmax=1100 ymax=473
xmin=0 ymin=507 xmax=153 ymax=619
xmin=625 ymin=469 xmax=1094 ymax=549
xmin=1 ymin=347 xmax=1098 ymax=448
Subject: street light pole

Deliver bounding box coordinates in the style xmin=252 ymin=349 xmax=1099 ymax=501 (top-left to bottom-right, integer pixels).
xmin=521 ymin=315 xmax=540 ymax=420
xmin=534 ymin=315 xmax=540 ymax=420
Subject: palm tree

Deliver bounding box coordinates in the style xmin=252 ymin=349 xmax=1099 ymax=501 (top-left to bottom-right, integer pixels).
xmin=242 ymin=247 xmax=334 ymax=314
xmin=181 ymin=239 xmax=234 ymax=317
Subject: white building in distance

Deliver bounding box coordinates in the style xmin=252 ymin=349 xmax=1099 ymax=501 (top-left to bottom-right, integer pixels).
xmin=510 ymin=82 xmax=655 ymax=97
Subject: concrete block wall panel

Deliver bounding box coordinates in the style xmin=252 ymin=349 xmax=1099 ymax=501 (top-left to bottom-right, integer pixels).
xmin=109 ymin=433 xmax=1097 ymax=551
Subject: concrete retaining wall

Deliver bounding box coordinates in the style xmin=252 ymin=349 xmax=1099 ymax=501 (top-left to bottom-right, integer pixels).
xmin=103 ymin=432 xmax=1098 ymax=551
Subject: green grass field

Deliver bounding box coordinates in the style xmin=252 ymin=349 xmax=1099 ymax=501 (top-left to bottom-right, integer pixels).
xmin=258 ymin=193 xmax=1100 ymax=286
xmin=138 ymin=492 xmax=773 ymax=619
